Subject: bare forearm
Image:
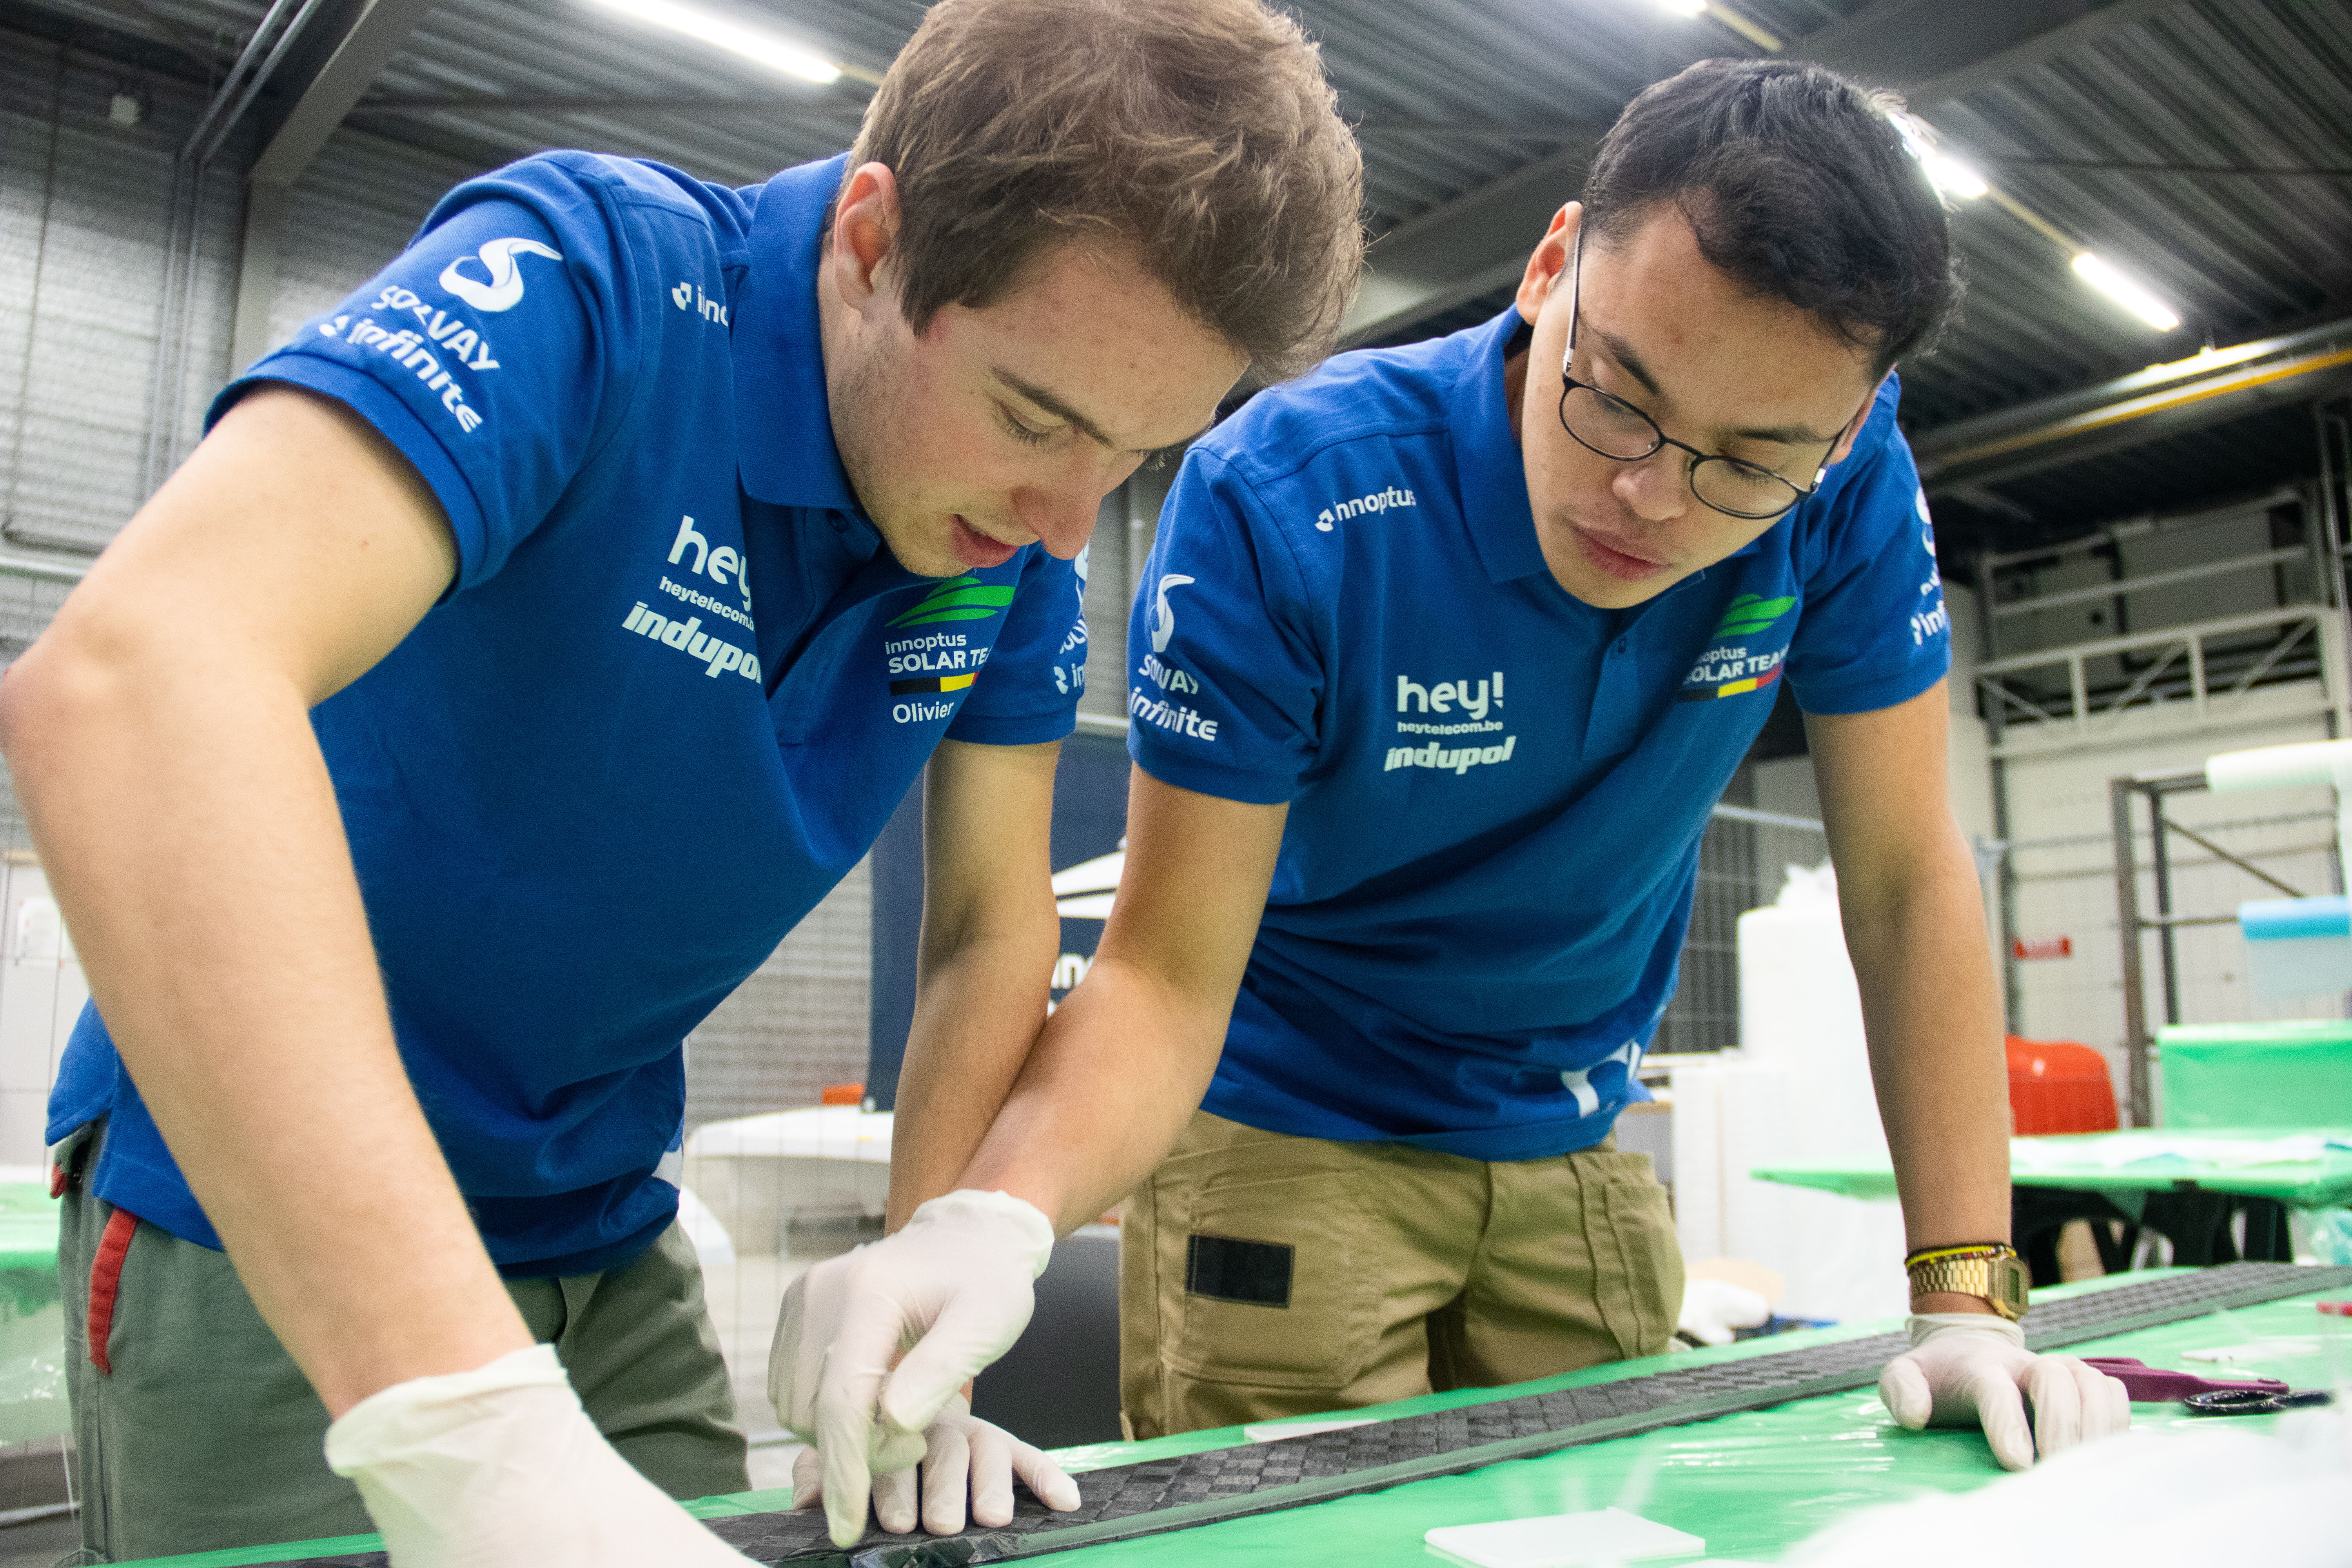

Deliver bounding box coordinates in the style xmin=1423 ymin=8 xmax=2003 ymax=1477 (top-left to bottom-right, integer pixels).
xmin=959 ymin=955 xmax=1223 ymax=1233
xmin=1 ymin=660 xmax=528 ymax=1415
xmin=884 ymin=932 xmax=1054 ymax=1230
xmin=1842 ymin=829 xmax=2011 ymax=1256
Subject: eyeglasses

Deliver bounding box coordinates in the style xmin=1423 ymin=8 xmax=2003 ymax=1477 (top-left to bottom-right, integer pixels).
xmin=1558 ymin=230 xmax=1831 ymax=523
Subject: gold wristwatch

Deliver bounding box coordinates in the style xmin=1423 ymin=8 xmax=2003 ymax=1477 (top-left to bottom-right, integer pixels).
xmin=1906 ymin=1243 xmax=2030 ymax=1322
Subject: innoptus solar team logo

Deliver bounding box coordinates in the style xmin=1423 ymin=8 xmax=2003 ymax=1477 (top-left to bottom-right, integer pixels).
xmin=883 ymin=574 xmax=1018 ymax=719
xmin=1676 ymin=593 xmax=1797 ymax=703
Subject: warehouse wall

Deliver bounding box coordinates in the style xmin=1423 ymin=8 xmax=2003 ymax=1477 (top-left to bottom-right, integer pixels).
xmin=2001 ymin=683 xmax=2344 ymax=1100
xmin=0 ymin=41 xmax=871 ymax=1132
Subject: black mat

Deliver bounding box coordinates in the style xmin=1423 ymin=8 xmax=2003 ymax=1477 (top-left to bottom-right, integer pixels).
xmin=278 ymin=1262 xmax=2352 ymax=1568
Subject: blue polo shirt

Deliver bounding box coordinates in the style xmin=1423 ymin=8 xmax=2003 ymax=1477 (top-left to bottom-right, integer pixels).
xmin=1130 ymin=305 xmax=1948 ymax=1160
xmin=49 ymin=152 xmax=1086 ymax=1274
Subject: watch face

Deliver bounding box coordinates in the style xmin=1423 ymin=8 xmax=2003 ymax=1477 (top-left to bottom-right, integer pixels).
xmin=1991 ymin=1254 xmax=2030 ymax=1321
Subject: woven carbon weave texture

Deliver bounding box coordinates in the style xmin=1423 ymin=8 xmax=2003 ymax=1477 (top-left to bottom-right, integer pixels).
xmin=271 ymin=1262 xmax=2351 ymax=1568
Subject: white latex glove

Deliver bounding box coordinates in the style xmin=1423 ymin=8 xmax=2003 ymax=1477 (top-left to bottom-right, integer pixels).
xmin=1877 ymin=1312 xmax=2131 ymax=1472
xmin=769 ymin=1189 xmax=1056 ymax=1547
xmin=1676 ymin=1277 xmax=1771 ymax=1347
xmin=325 ymin=1343 xmax=754 ymax=1568
xmin=789 ymin=1396 xmax=1082 ymax=1537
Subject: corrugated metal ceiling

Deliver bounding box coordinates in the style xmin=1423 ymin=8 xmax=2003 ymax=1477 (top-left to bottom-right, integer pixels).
xmin=9 ymin=0 xmax=2350 ymax=550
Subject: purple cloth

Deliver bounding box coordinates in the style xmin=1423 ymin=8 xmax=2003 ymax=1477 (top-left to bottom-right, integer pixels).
xmin=2083 ymin=1357 xmax=2287 ymax=1401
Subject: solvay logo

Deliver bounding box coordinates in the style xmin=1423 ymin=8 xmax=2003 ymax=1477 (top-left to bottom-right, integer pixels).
xmin=1148 ymin=573 xmax=1194 ymax=653
xmin=438 ymin=238 xmax=563 ymax=313
xmin=1314 ymin=484 xmax=1416 ymax=532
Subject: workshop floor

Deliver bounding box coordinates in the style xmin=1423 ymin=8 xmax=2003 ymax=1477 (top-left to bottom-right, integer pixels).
xmin=0 ymin=1511 xmax=78 ymax=1567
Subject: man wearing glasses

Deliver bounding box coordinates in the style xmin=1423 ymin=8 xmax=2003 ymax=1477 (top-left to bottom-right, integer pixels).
xmin=784 ymin=57 xmax=2132 ymax=1509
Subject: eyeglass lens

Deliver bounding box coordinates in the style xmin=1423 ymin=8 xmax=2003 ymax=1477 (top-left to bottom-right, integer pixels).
xmin=1559 ymin=385 xmax=1804 ymax=519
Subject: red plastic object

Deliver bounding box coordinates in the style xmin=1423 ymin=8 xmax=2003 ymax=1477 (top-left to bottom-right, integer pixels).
xmin=2320 ymin=1302 xmax=2352 ymax=1317
xmin=820 ymin=1082 xmax=866 ymax=1107
xmin=2005 ymin=1035 xmax=2119 ymax=1136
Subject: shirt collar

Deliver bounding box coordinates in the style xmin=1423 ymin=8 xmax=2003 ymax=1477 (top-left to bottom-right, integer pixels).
xmin=1448 ymin=305 xmax=1550 ymax=584
xmin=733 ymin=154 xmax=861 ymax=513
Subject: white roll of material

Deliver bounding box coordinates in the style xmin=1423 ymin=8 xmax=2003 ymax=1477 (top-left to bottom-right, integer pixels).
xmin=2206 ymin=740 xmax=2352 ymax=996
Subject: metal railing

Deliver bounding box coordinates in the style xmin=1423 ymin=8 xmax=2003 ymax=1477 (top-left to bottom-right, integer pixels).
xmin=1976 ymin=603 xmax=2341 ymax=751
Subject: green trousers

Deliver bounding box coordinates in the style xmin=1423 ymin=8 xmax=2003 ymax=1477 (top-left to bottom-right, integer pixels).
xmin=56 ymin=1121 xmax=749 ymax=1564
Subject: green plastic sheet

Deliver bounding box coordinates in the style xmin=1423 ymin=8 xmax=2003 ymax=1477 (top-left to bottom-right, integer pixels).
xmin=0 ymin=1179 xmax=65 ymax=1445
xmin=1022 ymin=1286 xmax=2352 ymax=1568
xmin=1752 ymin=1127 xmax=2352 ymax=1208
xmin=118 ymin=1274 xmax=2352 ymax=1568
xmin=2158 ymin=1020 xmax=2352 ymax=1130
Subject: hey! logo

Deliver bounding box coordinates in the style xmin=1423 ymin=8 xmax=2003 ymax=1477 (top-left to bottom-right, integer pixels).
xmin=438 ymin=238 xmax=562 ymax=313
xmin=889 ymin=576 xmax=1017 ymax=628
xmin=1679 ymin=592 xmax=1798 ymax=704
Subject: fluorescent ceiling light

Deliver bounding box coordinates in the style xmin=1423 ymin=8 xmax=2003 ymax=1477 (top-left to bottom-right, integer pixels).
xmin=2073 ymin=252 xmax=2182 ymax=332
xmin=1922 ymin=152 xmax=1987 ymax=201
xmin=1657 ymin=0 xmax=1710 ymax=15
xmin=583 ymin=0 xmax=840 ymax=82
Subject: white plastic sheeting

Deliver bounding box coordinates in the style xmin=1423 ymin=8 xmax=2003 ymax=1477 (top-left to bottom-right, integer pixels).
xmin=1672 ymin=862 xmax=1910 ymax=1324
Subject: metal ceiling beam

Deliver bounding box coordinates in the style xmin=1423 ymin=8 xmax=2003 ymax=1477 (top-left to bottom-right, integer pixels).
xmin=1914 ymin=318 xmax=2352 ymax=492
xmin=1880 ymin=0 xmax=2180 ymax=113
xmin=229 ymin=0 xmax=440 ymax=374
xmin=1339 ymin=134 xmax=1603 ymax=347
xmin=42 ymin=0 xmax=219 ymax=71
xmin=1335 ymin=0 xmax=2176 ymax=348
xmin=247 ymin=0 xmax=439 ymax=187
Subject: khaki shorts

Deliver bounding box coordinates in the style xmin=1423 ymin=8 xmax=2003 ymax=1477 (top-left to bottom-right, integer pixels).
xmin=1120 ymin=1110 xmax=1684 ymax=1439
xmin=55 ymin=1120 xmax=748 ymax=1564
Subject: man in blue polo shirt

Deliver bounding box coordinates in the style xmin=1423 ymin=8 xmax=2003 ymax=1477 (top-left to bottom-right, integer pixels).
xmin=789 ymin=59 xmax=2129 ymax=1503
xmin=0 ymin=1 xmax=1362 ymax=1560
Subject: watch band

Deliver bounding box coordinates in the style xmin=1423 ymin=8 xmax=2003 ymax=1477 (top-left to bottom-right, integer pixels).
xmin=1906 ymin=1245 xmax=2030 ymax=1322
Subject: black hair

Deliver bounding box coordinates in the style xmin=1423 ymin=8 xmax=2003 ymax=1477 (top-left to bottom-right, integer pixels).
xmin=1580 ymin=58 xmax=1963 ymax=375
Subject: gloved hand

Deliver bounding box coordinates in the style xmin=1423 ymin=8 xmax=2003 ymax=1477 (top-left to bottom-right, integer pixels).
xmin=789 ymin=1395 xmax=1083 ymax=1537
xmin=325 ymin=1342 xmax=755 ymax=1568
xmin=769 ymin=1189 xmax=1056 ymax=1547
xmin=1877 ymin=1312 xmax=2131 ymax=1471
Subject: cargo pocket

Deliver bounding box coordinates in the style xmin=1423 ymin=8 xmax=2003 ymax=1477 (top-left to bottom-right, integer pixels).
xmin=1581 ymin=1152 xmax=1685 ymax=1361
xmin=1161 ymin=1147 xmax=1382 ymax=1390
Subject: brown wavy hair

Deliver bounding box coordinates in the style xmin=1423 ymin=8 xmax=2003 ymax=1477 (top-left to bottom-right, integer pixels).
xmin=851 ymin=0 xmax=1365 ymax=382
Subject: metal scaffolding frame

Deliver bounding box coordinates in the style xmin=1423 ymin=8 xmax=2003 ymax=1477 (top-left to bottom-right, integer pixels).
xmin=2107 ymin=768 xmax=2323 ymax=1127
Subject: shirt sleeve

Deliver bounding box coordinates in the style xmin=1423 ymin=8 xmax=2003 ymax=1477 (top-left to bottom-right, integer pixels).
xmin=1125 ymin=447 xmax=1323 ymax=805
xmin=209 ymin=159 xmax=644 ymax=593
xmin=1782 ymin=392 xmax=1953 ymax=717
xmin=947 ymin=546 xmax=1084 ymax=745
